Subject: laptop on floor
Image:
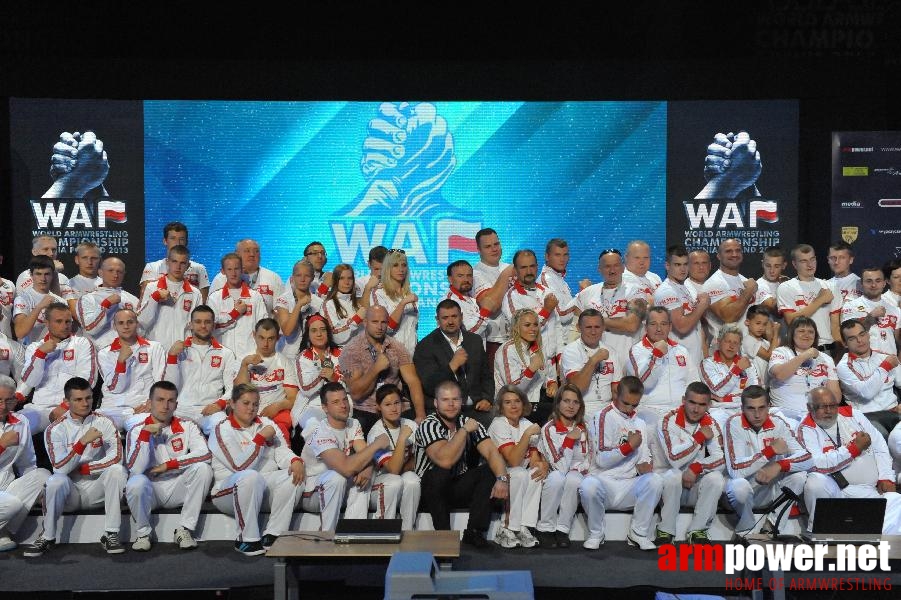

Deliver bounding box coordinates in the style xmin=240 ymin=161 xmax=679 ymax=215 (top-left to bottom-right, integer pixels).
xmin=801 ymin=498 xmax=886 ymax=544
xmin=333 ymin=518 xmax=403 ymax=544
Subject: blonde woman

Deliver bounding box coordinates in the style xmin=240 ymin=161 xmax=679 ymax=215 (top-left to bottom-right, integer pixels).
xmin=370 ymin=250 xmax=419 ymax=354
xmin=494 ymin=309 xmax=557 ymax=414
xmin=274 ymin=260 xmax=322 ymax=360
xmin=321 ymin=264 xmax=366 ymax=347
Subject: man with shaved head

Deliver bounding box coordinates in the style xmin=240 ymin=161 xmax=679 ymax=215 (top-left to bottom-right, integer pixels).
xmin=76 ymin=256 xmax=140 ymax=349
xmin=339 ymin=306 xmax=426 ymax=434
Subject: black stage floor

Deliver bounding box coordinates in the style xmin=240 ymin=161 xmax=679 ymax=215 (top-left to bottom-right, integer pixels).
xmin=1 ymin=540 xmax=898 ymax=599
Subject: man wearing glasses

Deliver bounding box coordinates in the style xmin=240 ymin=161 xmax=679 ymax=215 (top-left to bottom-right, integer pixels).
xmin=303 ymin=241 xmax=332 ymax=297
xmin=799 ymin=386 xmax=901 ymax=534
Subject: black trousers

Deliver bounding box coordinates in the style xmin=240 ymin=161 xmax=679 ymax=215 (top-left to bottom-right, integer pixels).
xmin=420 ymin=463 xmax=499 ymax=532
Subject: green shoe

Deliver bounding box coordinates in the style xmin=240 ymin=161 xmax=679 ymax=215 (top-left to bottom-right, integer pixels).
xmin=686 ymin=529 xmax=711 ymax=544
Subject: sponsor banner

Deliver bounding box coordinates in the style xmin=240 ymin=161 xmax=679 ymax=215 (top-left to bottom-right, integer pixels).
xmin=667 ymin=101 xmax=799 ymax=278
xmin=8 ymin=99 xmax=145 ymax=291
xmin=832 ymin=131 xmax=901 ymax=263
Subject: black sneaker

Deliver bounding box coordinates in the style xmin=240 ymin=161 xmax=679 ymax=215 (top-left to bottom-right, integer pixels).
xmin=653 ymin=527 xmax=674 ymax=546
xmin=554 ymin=530 xmax=571 ymax=548
xmin=100 ymin=532 xmax=125 ymax=554
xmin=261 ymin=534 xmax=278 ymax=549
xmin=535 ymin=530 xmax=558 ymax=549
xmin=23 ymin=536 xmax=54 ymax=558
xmin=234 ymin=540 xmax=266 ymax=556
xmin=461 ymin=528 xmax=490 ymax=549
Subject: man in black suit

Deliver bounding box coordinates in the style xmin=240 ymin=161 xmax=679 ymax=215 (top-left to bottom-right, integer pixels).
xmin=413 ymin=299 xmax=494 ymax=426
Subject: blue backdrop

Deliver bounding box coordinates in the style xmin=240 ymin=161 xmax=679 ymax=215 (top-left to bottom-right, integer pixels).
xmin=144 ymin=100 xmax=667 ymax=338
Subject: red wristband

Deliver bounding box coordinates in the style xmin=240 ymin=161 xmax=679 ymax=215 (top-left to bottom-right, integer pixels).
xmin=79 ymin=463 xmax=91 ymax=475
xmin=879 ymin=360 xmax=894 ymax=373
xmin=166 ymin=459 xmax=180 ymax=470
xmin=692 ymin=431 xmax=707 ymax=445
xmin=151 ymin=290 xmax=162 ymax=302
xmin=100 ymin=298 xmax=112 ymax=309
xmin=778 ymin=459 xmax=791 ymax=472
xmin=689 ymin=462 xmax=703 ymax=475
xmin=138 ymin=429 xmax=152 ymax=442
xmin=167 ymin=354 xmax=179 ymax=364
xmin=34 ymin=349 xmax=48 ymax=360
xmin=73 ymin=440 xmax=87 ymax=454
xmin=229 ymin=309 xmax=241 ymax=319
xmin=387 ymin=317 xmax=399 ymax=330
xmin=351 ymin=314 xmax=362 ymax=324
xmin=562 ymin=437 xmax=576 ymax=450
xmin=252 ymin=434 xmax=267 ymax=446
xmin=115 ymin=361 xmax=127 ymax=373
xmin=847 ymin=441 xmax=861 ymax=458
xmin=619 ymin=442 xmax=634 ymax=456
xmin=538 ymin=308 xmax=550 ymax=319
xmin=762 ymin=445 xmax=776 ymax=460
xmin=216 ymin=399 xmax=227 ymax=410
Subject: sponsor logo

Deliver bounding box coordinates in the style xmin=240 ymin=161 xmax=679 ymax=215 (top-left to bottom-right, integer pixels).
xmin=842 ymin=166 xmax=868 ymax=176
xmin=877 ymin=199 xmax=901 ymax=207
xmin=873 ymin=167 xmax=901 ymax=176
xmin=840 ymin=147 xmax=874 ymax=153
xmin=841 ymin=226 xmax=858 ymax=243
xmin=840 ymin=201 xmax=862 ymax=208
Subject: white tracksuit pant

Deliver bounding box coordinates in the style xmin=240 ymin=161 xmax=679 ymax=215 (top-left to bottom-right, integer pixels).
xmin=301 ymin=470 xmax=370 ymax=531
xmin=725 ymin=471 xmax=806 ymax=533
xmin=502 ymin=466 xmax=541 ymax=532
xmin=212 ymin=469 xmax=302 ymax=542
xmin=538 ymin=470 xmax=584 ymax=534
xmin=370 ymin=471 xmax=421 ymax=531
xmin=125 ymin=463 xmax=213 ymax=538
xmin=804 ymin=472 xmax=901 ymax=534
xmin=42 ymin=466 xmax=128 ymax=540
xmin=659 ymin=468 xmax=725 ymax=536
xmin=579 ymin=472 xmax=663 ymax=539
xmin=0 ymin=469 xmax=51 ymax=534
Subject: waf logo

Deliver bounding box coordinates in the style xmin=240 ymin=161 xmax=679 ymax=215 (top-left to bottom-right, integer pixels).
xmin=30 ymin=200 xmax=127 ymax=228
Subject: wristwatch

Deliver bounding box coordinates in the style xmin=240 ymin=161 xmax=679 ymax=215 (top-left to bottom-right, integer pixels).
xmin=496 ymin=474 xmax=510 ymax=483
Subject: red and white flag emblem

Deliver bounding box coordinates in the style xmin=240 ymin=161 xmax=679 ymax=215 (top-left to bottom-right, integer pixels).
xmin=98 ymin=201 xmax=127 ymax=226
xmin=749 ymin=200 xmax=778 ymax=226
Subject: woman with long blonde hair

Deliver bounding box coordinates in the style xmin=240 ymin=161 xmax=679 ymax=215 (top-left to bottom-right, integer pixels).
xmin=370 ymin=249 xmax=419 ymax=354
xmin=494 ymin=309 xmax=556 ymax=415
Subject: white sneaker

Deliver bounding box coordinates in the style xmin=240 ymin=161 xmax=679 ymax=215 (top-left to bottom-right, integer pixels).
xmin=582 ymin=535 xmax=605 ymax=550
xmin=131 ymin=535 xmax=152 ymax=552
xmin=174 ymin=526 xmax=198 ymax=550
xmin=626 ymin=529 xmax=657 ymax=551
xmin=0 ymin=535 xmax=17 ymax=552
xmin=493 ymin=526 xmax=521 ymax=549
xmin=516 ymin=528 xmax=538 ymax=548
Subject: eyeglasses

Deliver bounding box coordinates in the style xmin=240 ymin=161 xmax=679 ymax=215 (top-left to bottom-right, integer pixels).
xmin=599 ymin=248 xmax=621 ymax=257
xmin=305 ymin=250 xmax=326 ymax=257
xmin=388 ymin=248 xmax=406 ymax=254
